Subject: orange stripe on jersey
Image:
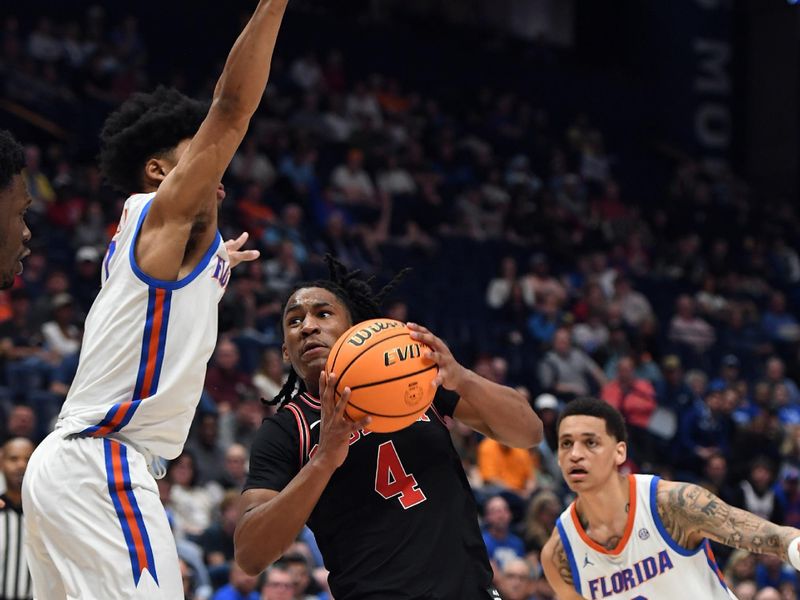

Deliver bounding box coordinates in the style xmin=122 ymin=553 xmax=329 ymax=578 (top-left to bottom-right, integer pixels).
xmin=139 ymin=288 xmax=166 ymax=398
xmin=111 ymin=443 xmax=149 ymax=574
xmin=93 ymin=402 xmax=134 ymax=436
xmin=570 ymin=474 xmax=637 ymax=556
xmin=704 ymin=542 xmax=726 ymax=582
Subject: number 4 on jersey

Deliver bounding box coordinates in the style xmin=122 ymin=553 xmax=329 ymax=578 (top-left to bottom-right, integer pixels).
xmin=374 ymin=441 xmax=427 ymax=509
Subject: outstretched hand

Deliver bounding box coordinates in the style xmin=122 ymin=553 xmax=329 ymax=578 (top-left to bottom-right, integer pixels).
xmin=314 ymin=371 xmax=371 ymax=471
xmin=224 ymin=232 xmax=260 ymax=269
xmin=407 ymin=322 xmax=468 ymax=391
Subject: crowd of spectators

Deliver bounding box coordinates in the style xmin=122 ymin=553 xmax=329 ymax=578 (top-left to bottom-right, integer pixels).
xmin=3 ymin=5 xmax=800 ymax=600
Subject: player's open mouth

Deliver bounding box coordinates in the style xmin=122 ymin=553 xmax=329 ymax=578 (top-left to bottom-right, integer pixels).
xmin=569 ymin=467 xmax=588 ymax=477
xmin=302 ymin=342 xmax=327 ymax=357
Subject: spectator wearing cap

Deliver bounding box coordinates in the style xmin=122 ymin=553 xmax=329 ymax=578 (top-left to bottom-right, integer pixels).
xmin=709 ymin=354 xmax=744 ymax=392
xmin=72 ymin=245 xmax=102 ymax=314
xmin=538 ymin=327 xmax=606 ymax=401
xmin=655 ymin=355 xmax=693 ymax=416
xmin=40 ymin=292 xmax=80 ymax=363
xmin=532 ymin=394 xmax=561 ymax=486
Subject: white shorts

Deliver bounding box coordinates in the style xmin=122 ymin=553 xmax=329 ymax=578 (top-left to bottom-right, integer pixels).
xmin=21 ymin=431 xmax=182 ymax=600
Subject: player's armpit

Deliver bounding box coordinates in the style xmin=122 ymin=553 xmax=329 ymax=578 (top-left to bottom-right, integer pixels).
xmin=541 ymin=531 xmax=587 ymax=600
xmin=656 ymin=479 xmax=799 ymax=560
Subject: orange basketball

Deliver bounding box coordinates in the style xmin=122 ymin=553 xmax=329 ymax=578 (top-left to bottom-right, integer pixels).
xmin=325 ymin=318 xmax=438 ymax=433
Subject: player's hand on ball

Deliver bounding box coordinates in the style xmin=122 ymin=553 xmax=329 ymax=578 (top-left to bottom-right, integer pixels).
xmin=406 ymin=322 xmax=468 ymax=392
xmin=224 ymin=232 xmax=260 ymax=269
xmin=314 ymin=371 xmax=371 ymax=471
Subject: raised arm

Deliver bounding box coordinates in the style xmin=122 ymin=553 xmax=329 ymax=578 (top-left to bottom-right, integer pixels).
xmin=541 ymin=530 xmax=588 ymax=600
xmin=137 ymin=0 xmax=288 ymax=280
xmin=234 ymin=372 xmax=369 ymax=575
xmin=407 ymin=323 xmax=542 ymax=448
xmin=656 ymin=479 xmax=800 ymax=563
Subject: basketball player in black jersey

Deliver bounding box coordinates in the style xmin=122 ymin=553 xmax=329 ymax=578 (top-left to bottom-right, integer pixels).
xmin=235 ymin=256 xmax=542 ymax=599
xmin=0 ymin=130 xmax=32 ymax=290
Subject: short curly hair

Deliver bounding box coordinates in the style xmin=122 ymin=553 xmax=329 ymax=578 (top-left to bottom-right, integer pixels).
xmin=0 ymin=130 xmax=25 ymax=192
xmin=98 ymin=86 xmax=207 ymax=194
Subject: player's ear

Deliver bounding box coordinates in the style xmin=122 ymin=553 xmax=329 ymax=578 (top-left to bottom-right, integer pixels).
xmin=282 ymin=342 xmax=290 ymax=363
xmin=614 ymin=441 xmax=627 ymax=467
xmin=143 ymin=156 xmax=171 ymax=187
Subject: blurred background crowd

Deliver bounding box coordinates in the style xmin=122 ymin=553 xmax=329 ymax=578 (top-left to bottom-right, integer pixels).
xmin=2 ymin=1 xmax=800 ymax=599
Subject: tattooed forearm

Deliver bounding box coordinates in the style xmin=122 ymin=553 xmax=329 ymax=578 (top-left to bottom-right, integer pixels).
xmin=657 ymin=480 xmax=799 ymax=560
xmin=553 ymin=535 xmax=574 ymax=585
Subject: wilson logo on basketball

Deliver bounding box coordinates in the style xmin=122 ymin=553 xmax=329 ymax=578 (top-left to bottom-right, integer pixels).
xmin=384 ymin=343 xmax=422 ymax=366
xmin=346 ymin=321 xmax=402 ymax=347
xmin=404 ymin=381 xmax=423 ymax=407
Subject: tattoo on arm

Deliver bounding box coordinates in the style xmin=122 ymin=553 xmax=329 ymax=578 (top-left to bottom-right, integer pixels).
xmin=553 ymin=535 xmax=574 ymax=586
xmin=656 ymin=481 xmax=799 ymax=560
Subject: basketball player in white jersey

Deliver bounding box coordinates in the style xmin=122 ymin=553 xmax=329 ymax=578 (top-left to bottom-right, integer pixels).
xmin=21 ymin=1 xmax=289 ymax=598
xmin=542 ymin=398 xmax=800 ymax=600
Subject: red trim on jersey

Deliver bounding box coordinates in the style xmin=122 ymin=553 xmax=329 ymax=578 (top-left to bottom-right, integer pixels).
xmin=297 ymin=406 xmax=311 ymax=463
xmin=570 ymin=474 xmax=637 ymax=556
xmin=298 ymin=392 xmax=321 ymax=411
xmin=285 ymin=404 xmax=306 ymax=470
xmin=429 ymin=402 xmax=447 ymax=426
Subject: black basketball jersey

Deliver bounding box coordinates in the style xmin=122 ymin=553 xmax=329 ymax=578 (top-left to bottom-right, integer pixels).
xmin=245 ymin=389 xmax=495 ymax=600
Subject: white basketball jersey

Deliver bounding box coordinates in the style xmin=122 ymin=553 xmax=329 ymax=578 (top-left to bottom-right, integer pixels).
xmin=57 ymin=193 xmax=230 ymax=459
xmin=556 ymin=474 xmax=737 ymax=600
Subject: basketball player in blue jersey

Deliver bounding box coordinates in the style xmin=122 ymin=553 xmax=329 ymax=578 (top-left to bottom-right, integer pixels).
xmin=542 ymin=398 xmax=800 ymax=600
xmin=21 ymin=1 xmax=289 ymax=598
xmin=0 ymin=129 xmax=32 ymax=290
xmin=236 ymin=256 xmax=543 ymax=600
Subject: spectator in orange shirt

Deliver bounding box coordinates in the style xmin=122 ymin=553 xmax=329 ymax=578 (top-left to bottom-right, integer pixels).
xmin=477 ymin=436 xmax=537 ymax=502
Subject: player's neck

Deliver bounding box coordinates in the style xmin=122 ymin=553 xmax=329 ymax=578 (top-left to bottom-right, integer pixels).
xmin=575 ymin=473 xmax=630 ymax=531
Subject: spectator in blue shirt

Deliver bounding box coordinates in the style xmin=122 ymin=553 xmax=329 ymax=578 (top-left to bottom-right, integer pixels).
xmin=211 ymin=562 xmax=259 ymax=600
xmin=677 ymin=389 xmax=734 ymax=477
xmin=761 ymin=291 xmax=800 ymax=345
xmin=482 ymin=495 xmax=525 ymax=574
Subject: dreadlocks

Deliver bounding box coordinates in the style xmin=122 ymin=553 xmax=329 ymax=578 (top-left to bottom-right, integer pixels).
xmin=270 ymin=255 xmax=410 ymax=409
